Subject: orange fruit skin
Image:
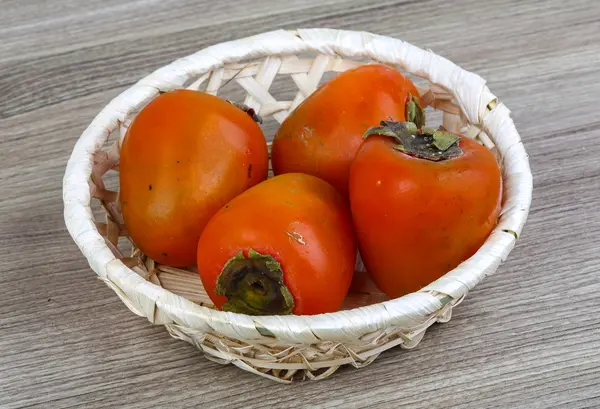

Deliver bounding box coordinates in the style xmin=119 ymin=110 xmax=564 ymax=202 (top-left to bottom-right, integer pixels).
xmin=349 ymin=135 xmax=502 ymax=298
xmin=271 ymin=64 xmax=420 ymax=198
xmin=120 ymin=90 xmax=268 ymax=267
xmin=197 ymin=173 xmax=357 ymax=315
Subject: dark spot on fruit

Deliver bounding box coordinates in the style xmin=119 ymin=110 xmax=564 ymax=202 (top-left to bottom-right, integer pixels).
xmin=176 ymin=160 xmax=180 ymax=164
xmin=225 ymin=204 xmax=230 ymax=209
xmin=149 ymin=184 xmax=152 ymax=191
xmin=162 ymin=252 xmax=168 ymax=257
xmin=247 ymin=164 xmax=253 ymax=179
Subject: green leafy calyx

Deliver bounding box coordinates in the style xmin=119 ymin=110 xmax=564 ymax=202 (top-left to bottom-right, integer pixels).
xmin=363 ymin=120 xmax=462 ymax=161
xmin=215 ymin=249 xmax=294 ymax=315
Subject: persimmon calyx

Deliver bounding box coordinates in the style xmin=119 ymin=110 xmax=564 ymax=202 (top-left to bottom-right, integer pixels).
xmin=363 ymin=121 xmax=463 ymax=161
xmin=406 ymin=94 xmax=425 ymax=129
xmin=228 ymin=101 xmax=263 ymax=124
xmin=215 ymin=249 xmax=294 ymax=315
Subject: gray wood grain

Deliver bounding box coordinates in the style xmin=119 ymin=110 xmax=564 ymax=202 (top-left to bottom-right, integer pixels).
xmin=1 ymin=0 xmax=600 ymax=407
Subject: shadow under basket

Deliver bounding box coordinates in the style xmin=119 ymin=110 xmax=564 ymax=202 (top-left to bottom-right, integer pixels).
xmin=63 ymin=28 xmax=532 ymax=383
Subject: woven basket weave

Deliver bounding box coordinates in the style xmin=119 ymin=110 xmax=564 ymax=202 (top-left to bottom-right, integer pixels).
xmin=63 ymin=28 xmax=532 ymax=383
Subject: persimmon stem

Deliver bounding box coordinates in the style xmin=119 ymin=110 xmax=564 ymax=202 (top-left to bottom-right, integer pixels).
xmin=215 ymin=249 xmax=294 ymax=315
xmin=228 ymin=101 xmax=263 ymax=124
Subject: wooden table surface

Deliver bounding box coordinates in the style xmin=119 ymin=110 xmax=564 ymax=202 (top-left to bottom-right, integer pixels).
xmin=2 ymin=0 xmax=600 ymax=407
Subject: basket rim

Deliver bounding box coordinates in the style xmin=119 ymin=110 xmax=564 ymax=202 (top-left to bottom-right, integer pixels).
xmin=63 ymin=28 xmax=533 ymax=341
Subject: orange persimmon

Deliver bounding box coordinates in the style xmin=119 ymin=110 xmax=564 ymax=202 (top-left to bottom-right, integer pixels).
xmin=120 ymin=90 xmax=268 ymax=267
xmin=197 ymin=173 xmax=356 ymax=315
xmin=271 ymin=64 xmax=421 ymax=198
xmin=349 ymin=121 xmax=502 ymax=298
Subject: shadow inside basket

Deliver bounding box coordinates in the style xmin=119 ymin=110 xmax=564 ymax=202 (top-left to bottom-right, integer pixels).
xmin=90 ymin=55 xmax=499 ymax=314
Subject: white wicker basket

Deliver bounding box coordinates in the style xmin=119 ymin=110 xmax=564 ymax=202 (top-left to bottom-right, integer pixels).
xmin=63 ymin=28 xmax=532 ymax=383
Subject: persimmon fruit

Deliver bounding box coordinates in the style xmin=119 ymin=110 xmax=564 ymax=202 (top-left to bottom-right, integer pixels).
xmin=197 ymin=173 xmax=356 ymax=315
xmin=349 ymin=120 xmax=502 ymax=298
xmin=119 ymin=90 xmax=268 ymax=267
xmin=271 ymin=64 xmax=421 ymax=198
